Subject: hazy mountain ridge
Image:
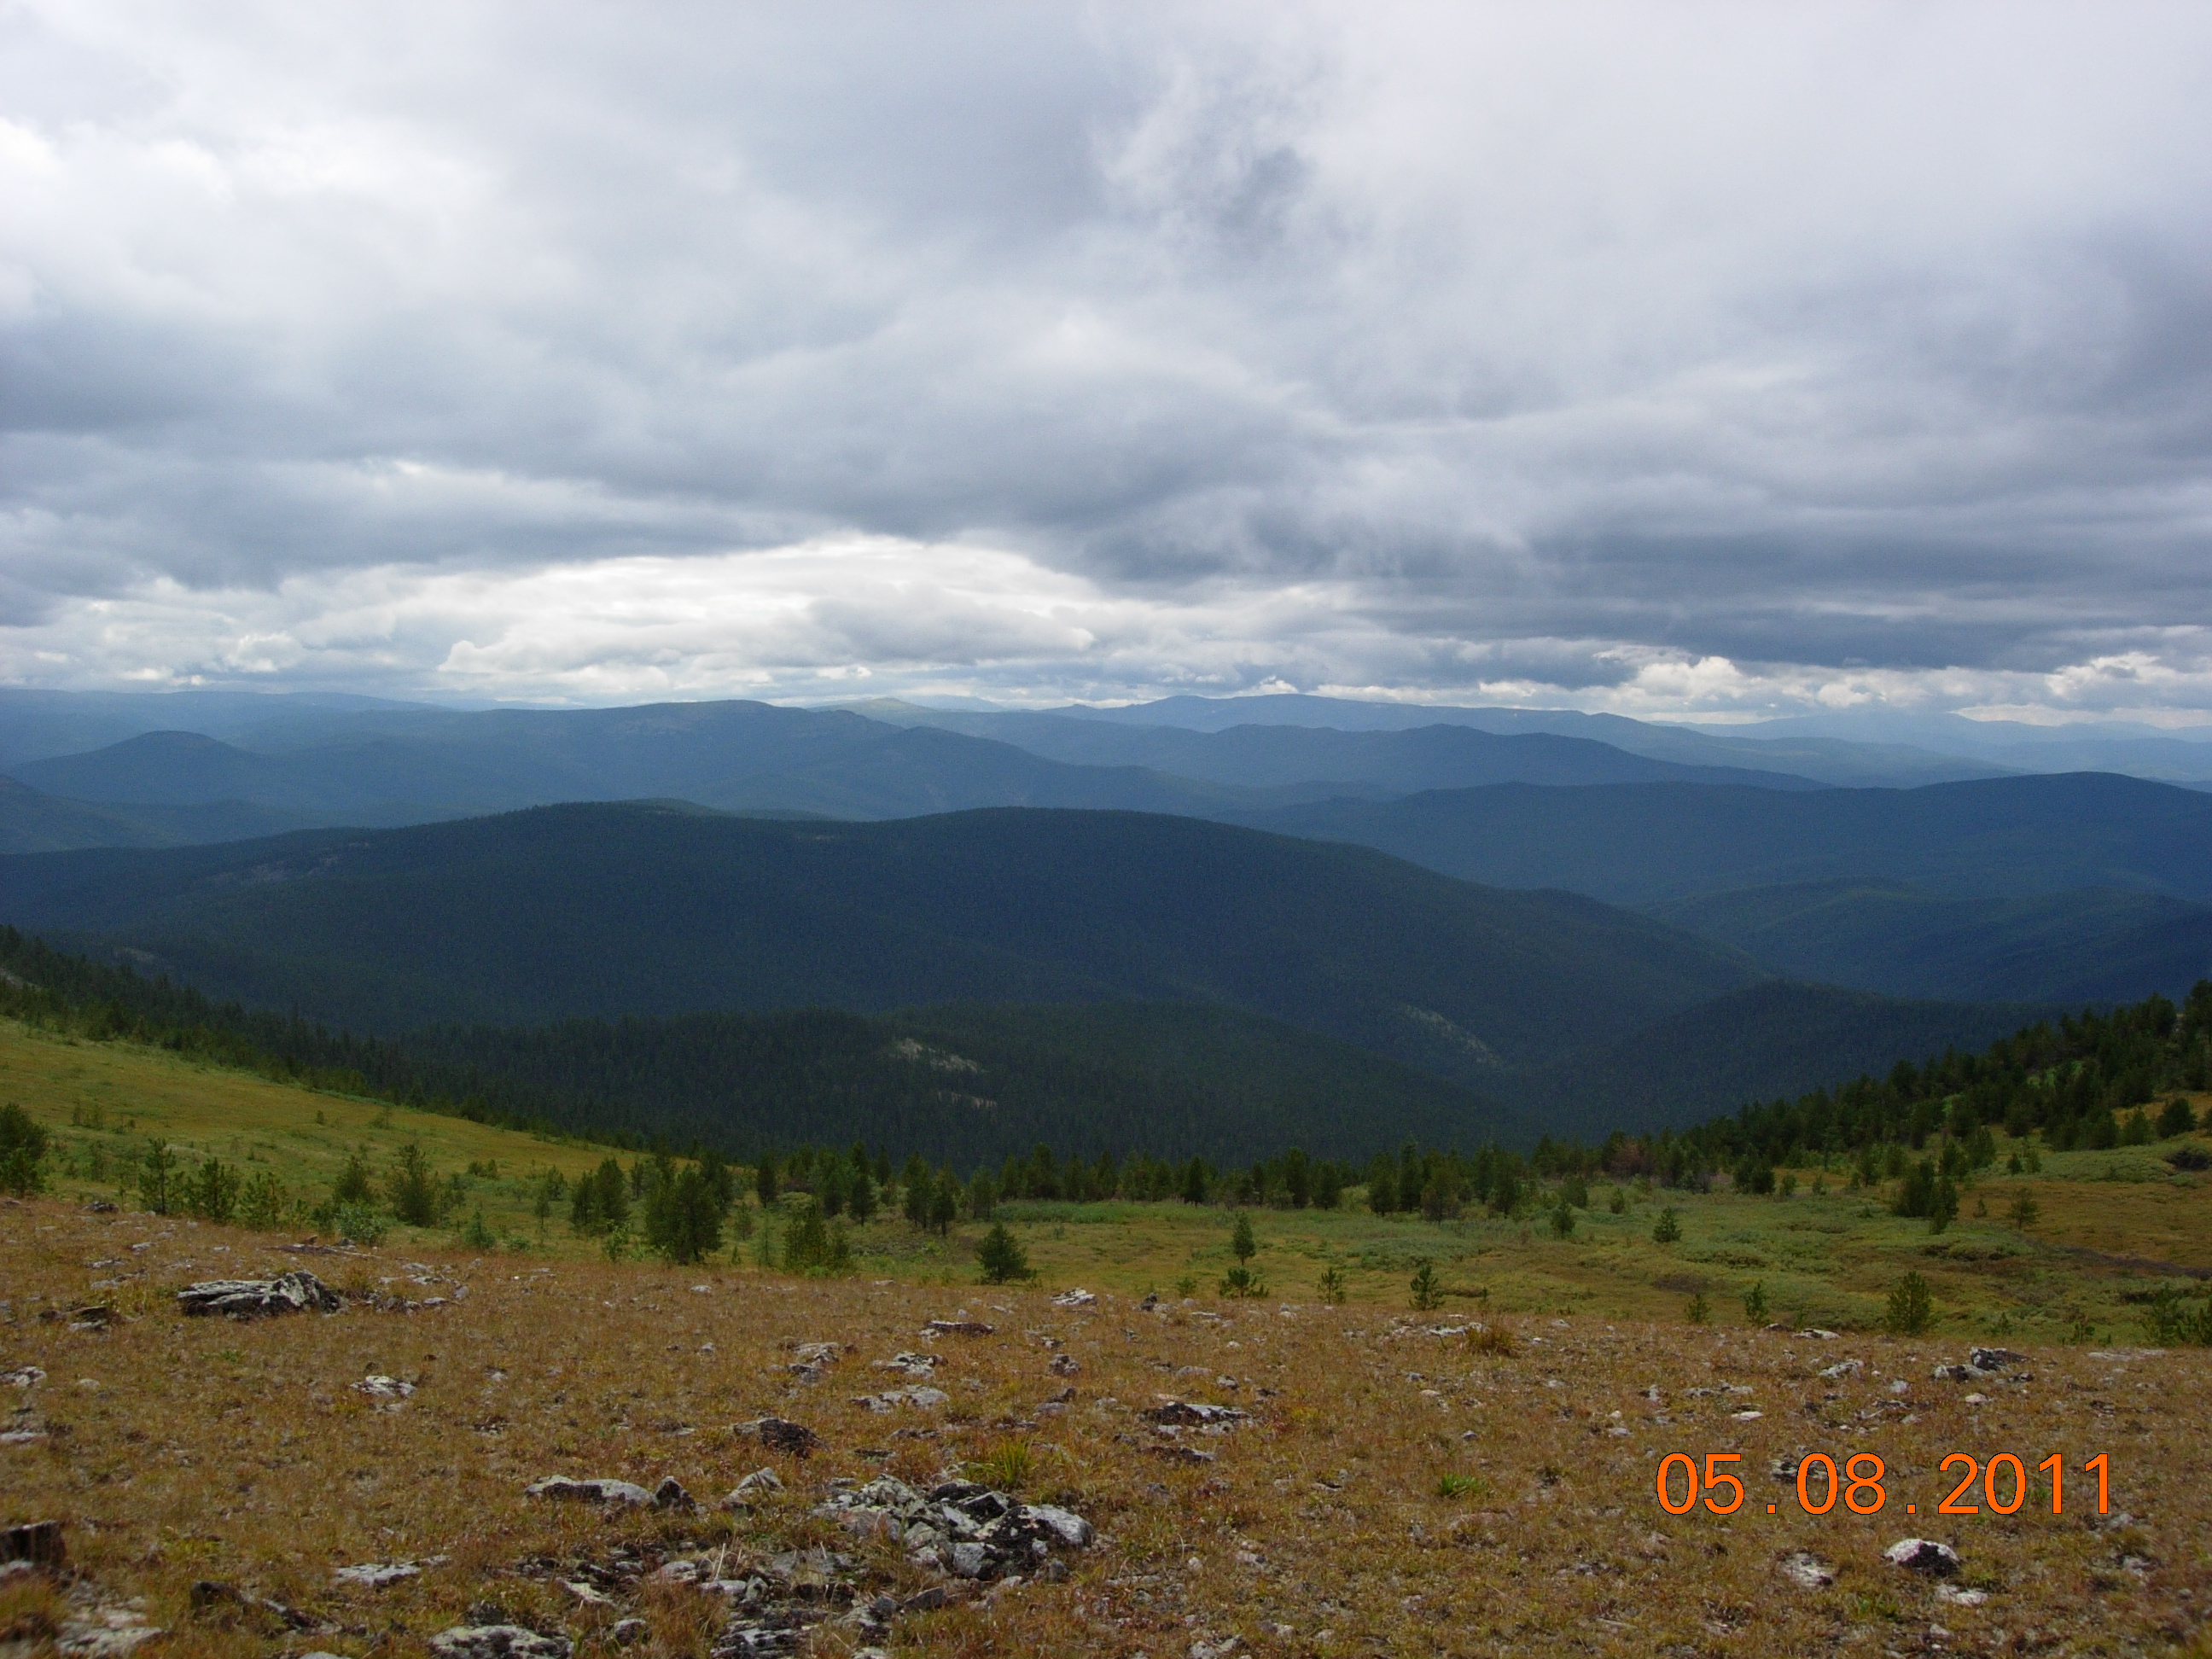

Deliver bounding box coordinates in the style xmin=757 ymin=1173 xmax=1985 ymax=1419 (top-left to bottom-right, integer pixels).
xmin=1243 ymin=773 xmax=2212 ymax=905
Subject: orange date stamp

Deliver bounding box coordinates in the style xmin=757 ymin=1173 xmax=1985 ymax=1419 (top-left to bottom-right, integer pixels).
xmin=1656 ymin=1452 xmax=2110 ymax=1517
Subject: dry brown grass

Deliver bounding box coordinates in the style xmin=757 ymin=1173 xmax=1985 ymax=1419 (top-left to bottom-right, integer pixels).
xmin=6 ymin=1196 xmax=2210 ymax=1658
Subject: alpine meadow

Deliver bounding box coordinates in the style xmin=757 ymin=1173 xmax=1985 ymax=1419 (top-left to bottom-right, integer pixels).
xmin=8 ymin=7 xmax=2212 ymax=1658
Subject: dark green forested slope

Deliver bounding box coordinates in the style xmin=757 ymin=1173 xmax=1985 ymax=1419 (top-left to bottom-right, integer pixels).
xmin=0 ymin=919 xmax=1516 ymax=1163
xmin=1644 ymin=981 xmax=2212 ymax=1184
xmin=1518 ymin=981 xmax=2050 ymax=1142
xmin=1647 ymin=880 xmax=2212 ymax=1006
xmin=397 ymin=1001 xmax=1523 ymax=1165
xmin=0 ymin=802 xmax=1761 ymax=1082
xmin=1243 ymin=773 xmax=2212 ymax=905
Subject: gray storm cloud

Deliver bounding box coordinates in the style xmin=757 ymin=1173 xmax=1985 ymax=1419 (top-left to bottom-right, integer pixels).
xmin=2 ymin=1 xmax=2209 ymax=714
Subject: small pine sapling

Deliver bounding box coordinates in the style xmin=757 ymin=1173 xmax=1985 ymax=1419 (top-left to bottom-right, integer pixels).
xmin=1884 ymin=1271 xmax=1934 ymax=1336
xmin=1652 ymin=1207 xmax=1682 ymax=1243
xmin=1409 ymin=1258 xmax=1443 ymax=1312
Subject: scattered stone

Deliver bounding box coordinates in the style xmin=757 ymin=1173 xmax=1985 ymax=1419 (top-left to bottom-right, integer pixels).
xmin=1778 ymin=1551 xmax=1834 ymax=1590
xmin=177 ymin=1272 xmax=341 ymax=1319
xmin=1768 ymin=1457 xmax=1800 ymax=1481
xmin=3 ymin=1366 xmax=44 ymax=1388
xmin=1731 ymin=1409 xmax=1763 ymax=1421
xmin=654 ymin=1476 xmax=695 ymax=1511
xmin=1143 ymin=1400 xmax=1251 ymax=1428
xmin=352 ymin=1375 xmax=416 ymax=1401
xmin=923 ymin=1319 xmax=995 ymax=1337
xmin=1818 ymin=1359 xmax=1862 ymax=1379
xmin=2 ymin=1520 xmax=65 ymax=1568
xmin=851 ymin=1386 xmax=949 ymax=1413
xmin=1794 ymin=1328 xmax=1840 ymax=1340
xmin=187 ymin=1580 xmax=333 ymax=1633
xmin=525 ymin=1476 xmax=657 ymax=1507
xmin=1051 ymin=1289 xmax=1097 ymax=1307
xmin=723 ymin=1468 xmax=784 ymax=1507
xmin=1936 ymin=1584 xmax=1991 ymax=1607
xmin=56 ymin=1582 xmax=163 ymax=1656
xmin=1150 ymin=1445 xmax=1217 ymax=1465
xmin=1138 ymin=1292 xmax=1160 ymax=1312
xmin=430 ymin=1625 xmax=573 ymax=1659
xmin=1932 ymin=1365 xmax=1973 ymax=1382
xmin=741 ymin=1417 xmax=824 ymax=1458
xmin=1969 ymin=1347 xmax=2025 ymax=1372
xmin=610 ymin=1620 xmax=649 ymax=1646
xmin=81 ymin=1201 xmax=118 ymax=1214
xmin=813 ymin=1476 xmax=1093 ymax=1584
xmin=332 ymin=1561 xmax=423 ymax=1587
xmin=1050 ymin=1353 xmax=1079 ymax=1377
xmin=871 ymin=1353 xmax=940 ymax=1378
xmin=1883 ymin=1538 xmax=1961 ymax=1576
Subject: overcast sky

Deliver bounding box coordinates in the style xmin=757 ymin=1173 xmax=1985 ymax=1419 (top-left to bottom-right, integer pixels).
xmin=4 ymin=3 xmax=2210 ymax=722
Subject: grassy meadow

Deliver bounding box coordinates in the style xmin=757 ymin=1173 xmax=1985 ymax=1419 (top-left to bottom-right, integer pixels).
xmin=7 ymin=1014 xmax=2212 ymax=1654
xmin=6 ymin=1015 xmax=2209 ymax=1348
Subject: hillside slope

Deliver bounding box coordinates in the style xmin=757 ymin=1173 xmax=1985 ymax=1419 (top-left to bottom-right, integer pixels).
xmin=0 ymin=803 xmax=1764 ymax=1084
xmin=1649 ymin=880 xmax=2212 ymax=1005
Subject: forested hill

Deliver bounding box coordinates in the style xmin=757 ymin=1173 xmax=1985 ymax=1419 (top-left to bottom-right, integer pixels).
xmin=0 ymin=923 xmax=1519 ymax=1163
xmin=1639 ymin=981 xmax=2212 ymax=1184
xmin=0 ymin=801 xmax=1761 ymax=1084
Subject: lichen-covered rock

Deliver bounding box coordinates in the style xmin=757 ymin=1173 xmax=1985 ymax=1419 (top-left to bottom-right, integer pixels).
xmin=177 ymin=1272 xmax=341 ymax=1319
xmin=429 ymin=1625 xmax=573 ymax=1659
xmin=1883 ymin=1538 xmax=1961 ymax=1576
xmin=1143 ymin=1399 xmax=1249 ymax=1428
xmin=525 ymin=1476 xmax=656 ymax=1507
xmin=1969 ymin=1347 xmax=2025 ymax=1372
xmin=812 ymin=1477 xmax=1093 ymax=1582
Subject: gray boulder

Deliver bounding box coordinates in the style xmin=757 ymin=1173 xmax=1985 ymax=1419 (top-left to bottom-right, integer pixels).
xmin=525 ymin=1477 xmax=655 ymax=1507
xmin=177 ymin=1272 xmax=341 ymax=1318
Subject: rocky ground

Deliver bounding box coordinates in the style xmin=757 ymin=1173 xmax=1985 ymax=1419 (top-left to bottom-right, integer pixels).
xmin=4 ymin=1196 xmax=2209 ymax=1657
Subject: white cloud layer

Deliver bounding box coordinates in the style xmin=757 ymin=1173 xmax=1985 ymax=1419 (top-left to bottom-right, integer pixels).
xmin=3 ymin=2 xmax=2210 ymax=717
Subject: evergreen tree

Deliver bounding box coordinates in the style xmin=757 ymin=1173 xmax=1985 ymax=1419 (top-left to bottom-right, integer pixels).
xmin=387 ymin=1142 xmax=439 ymax=1227
xmin=755 ymin=1153 xmax=779 ymax=1208
xmin=240 ymin=1169 xmax=286 ymax=1230
xmin=1409 ymin=1258 xmax=1443 ymax=1312
xmin=1743 ymin=1280 xmax=1769 ymax=1323
xmin=847 ymin=1165 xmax=877 ymax=1222
xmin=1652 ymin=1207 xmax=1682 ymax=1243
xmin=901 ymin=1153 xmax=931 ymax=1226
xmin=331 ymin=1144 xmax=375 ymax=1206
xmin=0 ymin=1105 xmax=48 ymax=1196
xmin=1180 ymin=1157 xmax=1210 ymax=1205
xmin=2157 ymin=1097 xmax=2197 ymax=1138
xmin=190 ymin=1156 xmax=241 ymax=1224
xmin=928 ymin=1168 xmax=960 ymax=1235
xmin=1549 ymin=1196 xmax=1575 ymax=1238
xmin=591 ymin=1156 xmax=629 ymax=1232
xmin=1231 ymin=1209 xmax=1256 ymax=1263
xmin=646 ymin=1167 xmax=723 ymax=1264
xmin=977 ymin=1221 xmax=1031 ymax=1284
xmin=1885 ymin=1272 xmax=1934 ymax=1336
xmin=137 ymin=1139 xmax=178 ymax=1215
